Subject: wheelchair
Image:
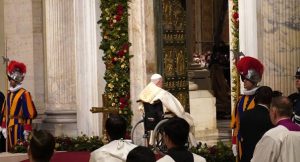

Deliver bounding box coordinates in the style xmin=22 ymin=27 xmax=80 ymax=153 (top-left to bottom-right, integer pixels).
xmin=131 ymin=100 xmax=171 ymax=154
xmin=131 ymin=100 xmax=193 ymax=154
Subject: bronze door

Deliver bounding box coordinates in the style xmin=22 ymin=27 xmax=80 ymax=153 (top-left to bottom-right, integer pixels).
xmin=155 ymin=0 xmax=189 ymax=111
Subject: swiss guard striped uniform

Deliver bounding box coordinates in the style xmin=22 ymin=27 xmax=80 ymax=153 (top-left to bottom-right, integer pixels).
xmin=231 ymin=56 xmax=264 ymax=162
xmin=231 ymin=93 xmax=256 ymax=161
xmin=1 ymin=88 xmax=37 ymax=149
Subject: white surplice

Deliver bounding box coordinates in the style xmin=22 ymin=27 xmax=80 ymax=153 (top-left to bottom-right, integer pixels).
xmin=89 ymin=139 xmax=137 ymax=162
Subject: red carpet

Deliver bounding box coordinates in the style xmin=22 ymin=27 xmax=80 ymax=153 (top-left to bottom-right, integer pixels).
xmin=21 ymin=151 xmax=90 ymax=162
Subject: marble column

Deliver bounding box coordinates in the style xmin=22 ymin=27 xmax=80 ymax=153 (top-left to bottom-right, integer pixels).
xmin=4 ymin=0 xmax=36 ymax=97
xmin=239 ymin=0 xmax=258 ymax=58
xmin=0 ymin=0 xmax=5 ymax=92
xmin=43 ymin=0 xmax=77 ymax=137
xmin=74 ymin=0 xmax=103 ymax=136
xmin=129 ymin=0 xmax=156 ymax=145
xmin=257 ymin=0 xmax=300 ymax=95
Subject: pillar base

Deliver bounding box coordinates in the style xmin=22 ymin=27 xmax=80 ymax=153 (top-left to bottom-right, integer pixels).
xmin=41 ymin=110 xmax=77 ymax=137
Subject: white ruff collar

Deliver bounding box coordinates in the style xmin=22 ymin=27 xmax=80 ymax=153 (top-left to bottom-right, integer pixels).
xmin=243 ymin=86 xmax=259 ymax=95
xmin=9 ymin=84 xmax=23 ymax=92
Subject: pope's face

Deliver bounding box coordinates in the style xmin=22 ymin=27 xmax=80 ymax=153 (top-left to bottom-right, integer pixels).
xmin=156 ymin=79 xmax=163 ymax=88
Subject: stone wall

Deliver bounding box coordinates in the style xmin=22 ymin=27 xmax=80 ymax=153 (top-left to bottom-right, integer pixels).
xmin=257 ymin=0 xmax=300 ymax=95
xmin=4 ymin=0 xmax=43 ymax=108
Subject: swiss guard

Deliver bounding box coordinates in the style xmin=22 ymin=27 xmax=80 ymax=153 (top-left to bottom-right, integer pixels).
xmin=231 ymin=56 xmax=264 ymax=161
xmin=0 ymin=60 xmax=37 ymax=151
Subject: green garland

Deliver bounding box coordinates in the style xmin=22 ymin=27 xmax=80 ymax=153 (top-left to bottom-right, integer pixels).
xmin=98 ymin=0 xmax=133 ymax=125
xmin=12 ymin=135 xmax=104 ymax=153
xmin=230 ymin=0 xmax=240 ymax=109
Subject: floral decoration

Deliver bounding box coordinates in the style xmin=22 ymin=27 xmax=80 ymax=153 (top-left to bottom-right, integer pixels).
xmin=190 ymin=141 xmax=235 ymax=162
xmin=98 ymin=0 xmax=133 ymax=125
xmin=12 ymin=135 xmax=104 ymax=153
xmin=11 ymin=139 xmax=29 ymax=153
xmin=230 ymin=0 xmax=240 ymax=109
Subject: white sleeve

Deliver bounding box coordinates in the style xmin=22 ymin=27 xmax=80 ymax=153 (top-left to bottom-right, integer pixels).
xmin=156 ymin=155 xmax=175 ymax=162
xmin=251 ymin=135 xmax=280 ymax=162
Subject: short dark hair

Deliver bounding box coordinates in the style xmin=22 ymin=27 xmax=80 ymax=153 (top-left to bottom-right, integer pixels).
xmin=29 ymin=130 xmax=55 ymax=162
xmin=126 ymin=146 xmax=156 ymax=162
xmin=272 ymin=90 xmax=283 ymax=98
xmin=163 ymin=117 xmax=189 ymax=147
xmin=105 ymin=114 xmax=127 ymax=140
xmin=254 ymin=86 xmax=273 ymax=105
xmin=271 ymin=96 xmax=293 ymax=117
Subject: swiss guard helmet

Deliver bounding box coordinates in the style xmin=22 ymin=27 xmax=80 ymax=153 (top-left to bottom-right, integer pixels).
xmin=237 ymin=56 xmax=264 ymax=84
xmin=7 ymin=60 xmax=26 ymax=83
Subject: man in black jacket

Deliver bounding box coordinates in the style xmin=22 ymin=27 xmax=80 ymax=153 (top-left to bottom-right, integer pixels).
xmin=288 ymin=67 xmax=300 ymax=125
xmin=239 ymin=86 xmax=274 ymax=162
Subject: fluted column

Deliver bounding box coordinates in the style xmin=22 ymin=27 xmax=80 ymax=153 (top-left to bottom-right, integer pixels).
xmin=129 ymin=0 xmax=156 ymax=145
xmin=43 ymin=0 xmax=77 ymax=136
xmin=257 ymin=0 xmax=300 ymax=95
xmin=239 ymin=0 xmax=258 ymax=58
xmin=0 ymin=0 xmax=4 ymax=92
xmin=74 ymin=0 xmax=102 ymax=136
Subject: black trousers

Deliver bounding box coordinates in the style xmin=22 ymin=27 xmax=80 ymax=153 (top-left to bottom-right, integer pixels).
xmin=0 ymin=133 xmax=6 ymax=152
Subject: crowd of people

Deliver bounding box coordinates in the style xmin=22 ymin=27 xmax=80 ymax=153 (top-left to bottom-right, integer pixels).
xmin=0 ymin=57 xmax=299 ymax=162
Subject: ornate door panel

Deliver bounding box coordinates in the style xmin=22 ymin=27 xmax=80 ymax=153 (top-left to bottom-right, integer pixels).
xmin=155 ymin=0 xmax=189 ymax=111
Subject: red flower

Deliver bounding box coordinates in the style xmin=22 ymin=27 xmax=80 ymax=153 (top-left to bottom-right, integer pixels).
xmin=115 ymin=15 xmax=121 ymax=21
xmin=112 ymin=57 xmax=118 ymax=64
xmin=122 ymin=43 xmax=129 ymax=51
xmin=233 ymin=12 xmax=239 ymax=20
xmin=120 ymin=104 xmax=125 ymax=110
xmin=117 ymin=50 xmax=125 ymax=57
xmin=120 ymin=97 xmax=126 ymax=104
xmin=116 ymin=4 xmax=123 ymax=16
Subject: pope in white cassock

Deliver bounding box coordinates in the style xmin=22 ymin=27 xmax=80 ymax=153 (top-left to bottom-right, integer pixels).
xmin=138 ymin=74 xmax=197 ymax=146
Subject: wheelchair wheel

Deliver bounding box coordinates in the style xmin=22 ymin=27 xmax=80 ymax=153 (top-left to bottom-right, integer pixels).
xmin=151 ymin=118 xmax=169 ymax=154
xmin=131 ymin=119 xmax=145 ymax=145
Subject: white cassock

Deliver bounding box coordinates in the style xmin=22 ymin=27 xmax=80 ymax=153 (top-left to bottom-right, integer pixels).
xmin=138 ymin=82 xmax=197 ymax=146
xmin=157 ymin=154 xmax=206 ymax=162
xmin=251 ymin=125 xmax=300 ymax=162
xmin=89 ymin=140 xmax=137 ymax=162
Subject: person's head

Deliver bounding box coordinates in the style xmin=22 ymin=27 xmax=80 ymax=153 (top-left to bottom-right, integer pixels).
xmin=269 ymin=96 xmax=293 ymax=125
xmin=126 ymin=146 xmax=156 ymax=162
xmin=272 ymin=90 xmax=283 ymax=98
xmin=254 ymin=86 xmax=273 ymax=106
xmin=294 ymin=67 xmax=300 ymax=91
xmin=237 ymin=56 xmax=264 ymax=90
xmin=150 ymin=74 xmax=163 ymax=88
xmin=28 ymin=130 xmax=55 ymax=162
xmin=7 ymin=60 xmax=26 ymax=87
xmin=162 ymin=117 xmax=189 ymax=149
xmin=105 ymin=114 xmax=127 ymax=141
xmin=242 ymin=79 xmax=256 ymax=90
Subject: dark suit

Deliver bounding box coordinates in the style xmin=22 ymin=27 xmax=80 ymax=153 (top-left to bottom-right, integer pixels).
xmin=239 ymin=104 xmax=274 ymax=162
xmin=288 ymin=92 xmax=300 ymax=124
